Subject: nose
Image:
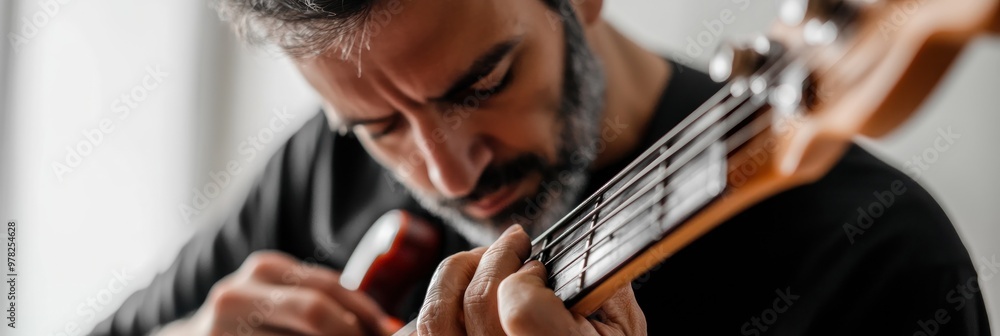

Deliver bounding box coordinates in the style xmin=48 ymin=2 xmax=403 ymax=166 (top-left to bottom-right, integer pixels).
xmin=412 ymin=119 xmax=492 ymax=199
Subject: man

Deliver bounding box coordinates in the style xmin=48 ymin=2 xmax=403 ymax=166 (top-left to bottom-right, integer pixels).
xmin=93 ymin=0 xmax=991 ymax=335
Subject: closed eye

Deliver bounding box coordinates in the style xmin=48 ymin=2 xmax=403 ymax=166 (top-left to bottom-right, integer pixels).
xmin=446 ymin=67 xmax=514 ymax=105
xmin=361 ymin=114 xmax=402 ymax=140
xmin=477 ymin=67 xmax=514 ymax=96
xmin=433 ymin=37 xmax=521 ymax=104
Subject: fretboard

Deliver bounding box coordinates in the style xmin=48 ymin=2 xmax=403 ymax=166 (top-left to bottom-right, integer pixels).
xmin=528 ymin=77 xmax=773 ymax=306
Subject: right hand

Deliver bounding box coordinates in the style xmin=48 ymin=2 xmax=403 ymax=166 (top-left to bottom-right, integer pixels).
xmin=159 ymin=251 xmax=401 ymax=336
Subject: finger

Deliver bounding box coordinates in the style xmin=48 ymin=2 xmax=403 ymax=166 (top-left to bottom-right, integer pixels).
xmin=210 ymin=282 xmax=365 ymax=336
xmin=498 ymin=260 xmax=582 ymax=336
xmin=417 ymin=247 xmax=487 ymax=336
xmin=590 ymin=285 xmax=646 ymax=335
xmin=464 ymin=225 xmax=532 ymax=335
xmin=239 ymin=251 xmax=396 ymax=335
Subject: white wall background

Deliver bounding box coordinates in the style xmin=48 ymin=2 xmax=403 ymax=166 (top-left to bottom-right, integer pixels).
xmin=0 ymin=0 xmax=996 ymax=335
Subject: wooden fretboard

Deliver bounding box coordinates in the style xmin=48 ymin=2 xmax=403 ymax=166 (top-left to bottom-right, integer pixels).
xmin=529 ymin=72 xmax=777 ymax=306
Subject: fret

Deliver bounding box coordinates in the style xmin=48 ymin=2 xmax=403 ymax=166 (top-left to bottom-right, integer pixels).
xmin=546 ymin=154 xmax=667 ymax=300
xmin=517 ymin=38 xmax=793 ymax=309
xmin=529 ymin=82 xmax=738 ymax=251
xmin=545 ymin=155 xmax=670 ymax=275
xmin=535 ymin=236 xmax=550 ymax=264
xmin=543 ymin=138 xmax=731 ymax=304
xmin=579 ymin=195 xmax=602 ymax=291
xmin=655 ymin=146 xmax=669 ymax=224
xmin=660 ymin=141 xmax=727 ymax=231
xmin=534 ymin=96 xmax=747 ymax=266
xmin=527 ymin=81 xmax=753 ymax=305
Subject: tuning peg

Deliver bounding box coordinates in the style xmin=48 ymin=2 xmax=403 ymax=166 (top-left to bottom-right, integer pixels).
xmin=780 ymin=0 xmax=834 ymax=26
xmin=779 ymin=0 xmax=868 ymax=26
xmin=709 ymin=36 xmax=779 ymax=83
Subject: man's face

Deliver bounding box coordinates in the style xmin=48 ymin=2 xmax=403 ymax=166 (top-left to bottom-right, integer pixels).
xmin=296 ymin=0 xmax=604 ymax=245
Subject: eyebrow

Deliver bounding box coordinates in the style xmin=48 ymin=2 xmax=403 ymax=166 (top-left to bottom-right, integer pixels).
xmin=339 ymin=36 xmax=523 ymax=129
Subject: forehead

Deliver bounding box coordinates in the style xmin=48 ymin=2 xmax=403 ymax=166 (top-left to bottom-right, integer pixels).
xmin=298 ymin=0 xmax=537 ymax=116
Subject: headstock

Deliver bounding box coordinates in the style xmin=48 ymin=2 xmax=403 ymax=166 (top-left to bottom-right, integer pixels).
xmin=710 ymin=0 xmax=999 ymax=177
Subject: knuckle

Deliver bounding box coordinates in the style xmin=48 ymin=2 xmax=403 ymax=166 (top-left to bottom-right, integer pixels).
xmin=342 ymin=312 xmax=361 ymax=332
xmin=462 ymin=277 xmax=493 ymax=310
xmin=502 ymin=304 xmax=533 ymax=329
xmin=244 ymin=250 xmax=274 ymax=265
xmin=420 ymin=297 xmax=444 ymax=315
xmin=417 ymin=299 xmax=446 ymax=336
xmin=484 ymin=241 xmax=513 ymax=259
xmin=207 ymin=284 xmax=242 ymax=315
xmin=418 ymin=297 xmax=446 ymax=323
xmin=436 ymin=255 xmax=464 ymax=273
xmin=242 ymin=252 xmax=284 ymax=276
xmin=417 ymin=321 xmax=436 ymax=336
xmin=437 ymin=251 xmax=478 ymax=274
xmin=416 ymin=321 xmax=433 ymax=336
xmin=300 ymin=295 xmax=329 ymax=328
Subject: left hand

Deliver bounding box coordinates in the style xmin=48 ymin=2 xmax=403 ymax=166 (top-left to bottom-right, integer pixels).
xmin=414 ymin=224 xmax=647 ymax=335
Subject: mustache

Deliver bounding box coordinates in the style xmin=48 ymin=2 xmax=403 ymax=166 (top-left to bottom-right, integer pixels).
xmin=448 ymin=154 xmax=549 ymax=206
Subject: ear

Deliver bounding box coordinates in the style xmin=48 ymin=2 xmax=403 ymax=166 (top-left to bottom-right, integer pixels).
xmin=571 ymin=0 xmax=604 ymax=26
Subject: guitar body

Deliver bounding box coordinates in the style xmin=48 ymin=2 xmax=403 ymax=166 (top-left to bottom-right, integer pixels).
xmin=340 ymin=210 xmax=441 ymax=315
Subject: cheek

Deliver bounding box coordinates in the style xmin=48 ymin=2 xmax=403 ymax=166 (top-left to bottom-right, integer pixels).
xmin=483 ymin=31 xmax=566 ymax=163
xmin=358 ymin=139 xmax=437 ymax=196
xmin=480 ymin=100 xmax=559 ymax=163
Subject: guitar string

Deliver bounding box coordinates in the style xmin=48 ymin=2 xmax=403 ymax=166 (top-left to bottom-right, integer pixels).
xmin=547 ymin=16 xmax=872 ymax=289
xmin=532 ymin=87 xmax=760 ymax=257
xmin=545 ymin=91 xmax=771 ymax=283
xmin=536 ymin=51 xmax=792 ymax=263
xmin=538 ymin=90 xmax=752 ymax=265
xmin=550 ymin=112 xmax=774 ymax=294
xmin=532 ymin=1 xmax=865 ymax=256
xmin=539 ymin=83 xmax=771 ymax=268
xmin=549 ymin=110 xmax=774 ymax=293
xmin=529 ymin=82 xmax=738 ymax=248
xmin=533 ymin=40 xmax=806 ymax=257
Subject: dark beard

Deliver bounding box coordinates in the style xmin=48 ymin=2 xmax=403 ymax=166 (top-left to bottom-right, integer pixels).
xmin=400 ymin=2 xmax=606 ymax=245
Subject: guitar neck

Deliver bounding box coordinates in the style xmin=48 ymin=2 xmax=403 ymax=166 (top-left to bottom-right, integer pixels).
xmin=528 ymin=51 xmax=813 ymax=314
xmin=529 ymin=0 xmax=1000 ymax=316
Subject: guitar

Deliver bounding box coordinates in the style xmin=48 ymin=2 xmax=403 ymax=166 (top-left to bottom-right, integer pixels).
xmin=343 ymin=0 xmax=1000 ymax=332
xmin=340 ymin=209 xmax=441 ymax=315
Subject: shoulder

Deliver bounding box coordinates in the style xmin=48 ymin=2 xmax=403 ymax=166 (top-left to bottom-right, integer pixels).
xmin=270 ymin=110 xmax=333 ymax=181
xmin=730 ymin=143 xmax=976 ymax=284
xmin=799 ymin=144 xmax=965 ymax=262
xmin=244 ymin=111 xmax=333 ymax=222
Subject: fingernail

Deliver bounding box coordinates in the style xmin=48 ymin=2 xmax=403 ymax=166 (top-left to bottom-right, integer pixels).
xmin=521 ymin=259 xmax=544 ymax=272
xmin=501 ymin=224 xmax=523 ymax=237
xmin=380 ymin=317 xmax=404 ymax=333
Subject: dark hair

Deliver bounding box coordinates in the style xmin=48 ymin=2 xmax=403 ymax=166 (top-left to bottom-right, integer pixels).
xmin=213 ymin=0 xmax=377 ymax=58
xmin=214 ymin=0 xmax=563 ymax=59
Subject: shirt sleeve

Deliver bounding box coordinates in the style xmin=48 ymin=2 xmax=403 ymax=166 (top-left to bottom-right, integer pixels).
xmin=88 ymin=113 xmax=328 ymax=336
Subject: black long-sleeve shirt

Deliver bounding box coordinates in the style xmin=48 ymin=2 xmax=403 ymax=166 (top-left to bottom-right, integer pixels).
xmin=92 ymin=61 xmax=991 ymax=335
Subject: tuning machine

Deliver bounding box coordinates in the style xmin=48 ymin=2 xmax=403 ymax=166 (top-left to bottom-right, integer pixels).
xmin=779 ymin=0 xmax=872 ymax=45
xmin=709 ymin=35 xmax=784 ymax=84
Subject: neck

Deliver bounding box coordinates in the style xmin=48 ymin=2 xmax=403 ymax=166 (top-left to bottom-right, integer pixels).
xmin=584 ymin=20 xmax=672 ymax=170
